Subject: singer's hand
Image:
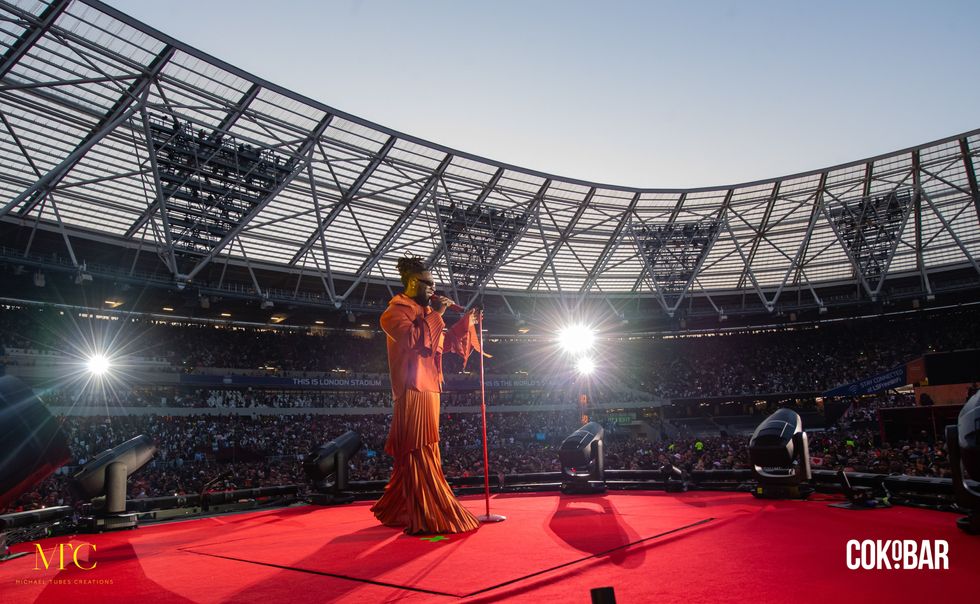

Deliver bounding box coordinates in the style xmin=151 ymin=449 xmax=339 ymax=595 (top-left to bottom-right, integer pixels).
xmin=433 ymin=295 xmax=455 ymax=315
xmin=467 ymin=309 xmax=483 ymax=326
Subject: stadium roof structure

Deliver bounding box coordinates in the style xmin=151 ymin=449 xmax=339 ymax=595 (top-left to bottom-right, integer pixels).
xmin=1 ymin=0 xmax=979 ymax=318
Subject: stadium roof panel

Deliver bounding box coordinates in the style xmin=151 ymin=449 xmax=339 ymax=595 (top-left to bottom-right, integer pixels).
xmin=1 ymin=0 xmax=979 ymax=316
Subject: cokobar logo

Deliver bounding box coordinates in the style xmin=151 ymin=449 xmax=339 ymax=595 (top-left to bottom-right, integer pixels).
xmin=33 ymin=543 xmax=98 ymax=571
xmin=846 ymin=540 xmax=948 ymax=570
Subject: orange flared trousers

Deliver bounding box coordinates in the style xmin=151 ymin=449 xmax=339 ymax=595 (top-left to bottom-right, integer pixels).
xmin=370 ymin=388 xmax=479 ymax=534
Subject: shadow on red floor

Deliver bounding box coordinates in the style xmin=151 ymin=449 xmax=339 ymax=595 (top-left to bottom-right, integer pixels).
xmin=1 ymin=491 xmax=977 ymax=603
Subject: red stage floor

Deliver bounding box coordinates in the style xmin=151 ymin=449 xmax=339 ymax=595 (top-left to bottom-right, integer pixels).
xmin=1 ymin=491 xmax=977 ymax=603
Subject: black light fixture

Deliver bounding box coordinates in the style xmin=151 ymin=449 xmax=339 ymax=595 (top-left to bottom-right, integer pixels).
xmin=660 ymin=464 xmax=687 ymax=493
xmin=828 ymin=470 xmax=892 ymax=511
xmin=0 ymin=376 xmax=72 ymax=512
xmin=946 ymin=391 xmax=980 ymax=534
xmin=558 ymin=422 xmax=605 ymax=494
xmin=1 ymin=506 xmax=73 ymax=562
xmin=748 ymin=408 xmax=811 ymax=499
xmin=0 ymin=376 xmax=72 ymax=561
xmin=303 ymin=431 xmax=361 ymax=505
xmin=71 ymin=435 xmax=157 ymax=531
xmin=73 ymin=262 xmax=92 ymax=284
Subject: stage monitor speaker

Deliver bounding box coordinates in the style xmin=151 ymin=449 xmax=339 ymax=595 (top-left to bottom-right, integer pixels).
xmin=0 ymin=376 xmax=71 ymax=512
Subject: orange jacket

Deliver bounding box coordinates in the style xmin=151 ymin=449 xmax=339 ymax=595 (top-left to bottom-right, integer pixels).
xmin=380 ymin=293 xmax=475 ymax=397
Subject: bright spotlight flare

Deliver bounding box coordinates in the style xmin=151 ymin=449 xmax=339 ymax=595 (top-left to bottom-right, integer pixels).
xmin=86 ymin=354 xmax=111 ymax=376
xmin=558 ymin=324 xmax=596 ymax=354
xmin=576 ymin=357 xmax=596 ymax=375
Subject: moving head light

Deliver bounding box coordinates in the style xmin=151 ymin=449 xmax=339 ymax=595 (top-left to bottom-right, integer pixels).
xmin=558 ymin=422 xmax=605 ymax=494
xmin=304 ymin=431 xmax=361 ymax=505
xmin=946 ymin=391 xmax=980 ymax=534
xmin=71 ymin=434 xmax=157 ymax=531
xmin=0 ymin=376 xmax=71 ymax=512
xmin=748 ymin=408 xmax=811 ymax=499
xmin=660 ymin=464 xmax=687 ymax=493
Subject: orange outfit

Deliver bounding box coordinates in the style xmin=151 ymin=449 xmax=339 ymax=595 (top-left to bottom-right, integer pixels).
xmin=370 ymin=293 xmax=480 ymax=534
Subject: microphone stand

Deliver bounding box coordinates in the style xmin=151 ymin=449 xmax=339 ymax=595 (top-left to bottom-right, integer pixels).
xmin=475 ymin=311 xmax=505 ymax=523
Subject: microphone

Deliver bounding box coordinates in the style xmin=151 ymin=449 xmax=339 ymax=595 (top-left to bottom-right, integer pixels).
xmin=430 ymin=293 xmax=465 ymax=313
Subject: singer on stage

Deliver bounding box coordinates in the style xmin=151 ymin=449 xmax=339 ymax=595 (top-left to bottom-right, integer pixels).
xmin=371 ymin=256 xmax=482 ymax=534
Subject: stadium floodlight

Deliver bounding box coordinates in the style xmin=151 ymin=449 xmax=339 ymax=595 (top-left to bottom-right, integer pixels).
xmin=71 ymin=435 xmax=157 ymax=532
xmin=558 ymin=422 xmax=605 ymax=494
xmin=748 ymin=408 xmax=812 ymax=499
xmin=946 ymin=391 xmax=980 ymax=534
xmin=558 ymin=324 xmax=595 ymax=354
xmin=304 ymin=431 xmax=362 ymax=505
xmin=576 ymin=357 xmax=596 ymax=376
xmin=86 ymin=354 xmax=110 ymax=376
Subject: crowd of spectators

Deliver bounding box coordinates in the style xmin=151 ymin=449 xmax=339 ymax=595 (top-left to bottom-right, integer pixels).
xmin=602 ymin=309 xmax=978 ymax=398
xmin=40 ymin=386 xmax=649 ymax=410
xmin=3 ymin=400 xmax=953 ymax=514
xmin=2 ymin=303 xmax=974 ymax=515
xmin=837 ymin=392 xmax=916 ymax=425
xmin=3 ymin=305 xmax=979 ymax=401
xmin=0 ymin=307 xmax=386 ymax=373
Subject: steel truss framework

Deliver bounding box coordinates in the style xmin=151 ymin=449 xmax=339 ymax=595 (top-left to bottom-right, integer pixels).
xmin=1 ymin=0 xmax=979 ymax=316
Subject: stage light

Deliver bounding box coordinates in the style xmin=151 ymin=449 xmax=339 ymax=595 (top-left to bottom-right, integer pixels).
xmin=558 ymin=324 xmax=595 ymax=354
xmin=576 ymin=357 xmax=596 ymax=375
xmin=831 ymin=469 xmax=891 ymax=510
xmin=748 ymin=408 xmax=811 ymax=499
xmin=86 ymin=354 xmax=110 ymax=376
xmin=660 ymin=463 xmax=687 ymax=493
xmin=946 ymin=391 xmax=980 ymax=533
xmin=304 ymin=431 xmax=362 ymax=505
xmin=558 ymin=422 xmax=605 ymax=494
xmin=0 ymin=376 xmax=72 ymax=515
xmin=74 ymin=265 xmax=92 ymax=284
xmin=71 ymin=434 xmax=157 ymax=531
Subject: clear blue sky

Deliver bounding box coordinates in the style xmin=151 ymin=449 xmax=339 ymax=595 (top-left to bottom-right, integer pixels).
xmin=108 ymin=0 xmax=979 ymax=188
